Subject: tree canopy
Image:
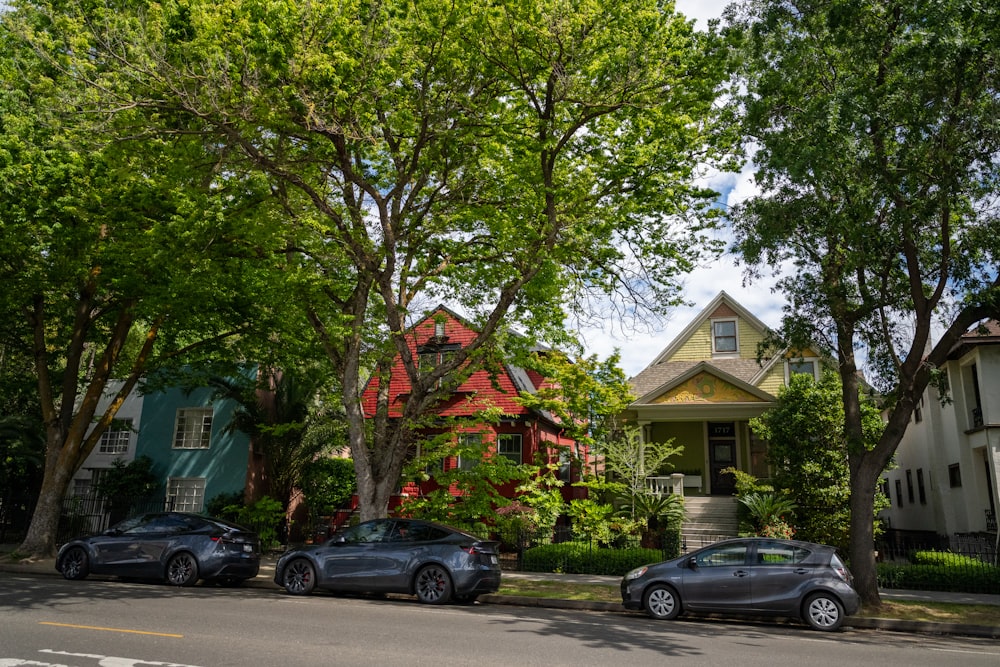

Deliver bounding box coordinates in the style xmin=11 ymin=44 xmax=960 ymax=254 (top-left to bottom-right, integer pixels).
xmin=750 ymin=370 xmax=886 ymax=553
xmin=1 ymin=3 xmax=289 ymax=556
xmin=12 ymin=0 xmax=732 ymax=521
xmin=726 ymin=0 xmax=1000 ymax=605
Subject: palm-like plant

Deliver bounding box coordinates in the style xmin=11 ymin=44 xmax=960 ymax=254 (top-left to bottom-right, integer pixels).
xmin=619 ymin=491 xmax=685 ymax=548
xmin=737 ymin=491 xmax=797 ymax=536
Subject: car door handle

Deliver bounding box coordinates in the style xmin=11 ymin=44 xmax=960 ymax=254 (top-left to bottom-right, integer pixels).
xmin=734 ymin=570 xmax=749 ymax=577
xmin=794 ymin=568 xmax=809 ymax=575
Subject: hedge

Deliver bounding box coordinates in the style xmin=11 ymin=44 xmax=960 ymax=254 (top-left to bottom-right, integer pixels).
xmin=877 ymin=550 xmax=1000 ymax=594
xmin=521 ymin=542 xmax=666 ymax=576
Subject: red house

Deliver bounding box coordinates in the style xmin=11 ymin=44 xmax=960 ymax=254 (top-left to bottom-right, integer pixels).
xmin=360 ymin=306 xmax=587 ymax=506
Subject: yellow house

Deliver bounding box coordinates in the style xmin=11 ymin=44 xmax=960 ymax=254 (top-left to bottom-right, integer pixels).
xmin=626 ymin=292 xmax=822 ymax=496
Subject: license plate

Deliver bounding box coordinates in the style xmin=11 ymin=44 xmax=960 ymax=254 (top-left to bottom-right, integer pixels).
xmin=490 ymin=555 xmax=498 ymax=565
xmin=243 ymin=544 xmax=254 ymax=553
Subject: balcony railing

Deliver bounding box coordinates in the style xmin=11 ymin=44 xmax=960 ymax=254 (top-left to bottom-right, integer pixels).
xmin=971 ymin=407 xmax=984 ymax=428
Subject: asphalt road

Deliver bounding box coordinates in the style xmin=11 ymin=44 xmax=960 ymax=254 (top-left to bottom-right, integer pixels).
xmin=2 ymin=572 xmax=1000 ymax=667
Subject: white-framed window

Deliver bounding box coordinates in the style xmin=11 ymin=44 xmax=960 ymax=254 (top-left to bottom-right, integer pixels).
xmin=497 ymin=434 xmax=523 ymax=465
xmin=167 ymin=477 xmax=206 ymax=512
xmin=73 ymin=476 xmax=93 ymax=498
xmin=98 ymin=418 xmax=133 ymax=454
xmin=786 ymin=358 xmax=819 ymax=382
xmin=173 ymin=408 xmax=213 ymax=449
xmin=456 ymin=433 xmax=481 ymax=471
xmin=712 ymin=319 xmax=738 ymax=354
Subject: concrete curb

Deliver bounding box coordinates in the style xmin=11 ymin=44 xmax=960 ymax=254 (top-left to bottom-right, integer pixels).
xmin=4 ymin=560 xmax=998 ymax=639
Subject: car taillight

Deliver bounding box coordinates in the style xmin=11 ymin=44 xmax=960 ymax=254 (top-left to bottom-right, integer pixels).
xmin=830 ymin=555 xmax=851 ymax=582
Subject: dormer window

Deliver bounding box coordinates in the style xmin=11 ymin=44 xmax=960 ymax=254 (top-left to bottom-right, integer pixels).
xmin=712 ymin=319 xmax=738 ymax=355
xmin=786 ymin=358 xmax=819 ymax=382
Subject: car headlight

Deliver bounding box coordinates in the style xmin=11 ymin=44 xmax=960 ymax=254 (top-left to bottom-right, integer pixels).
xmin=625 ymin=566 xmax=648 ymax=581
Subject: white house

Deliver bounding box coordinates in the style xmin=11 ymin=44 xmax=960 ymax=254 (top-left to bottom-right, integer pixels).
xmin=880 ymin=321 xmax=1000 ymax=548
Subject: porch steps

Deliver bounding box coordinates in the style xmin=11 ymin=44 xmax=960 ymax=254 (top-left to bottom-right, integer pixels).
xmin=681 ymin=496 xmax=739 ymax=551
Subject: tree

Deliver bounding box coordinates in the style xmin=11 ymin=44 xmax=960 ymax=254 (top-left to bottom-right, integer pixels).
xmin=44 ymin=0 xmax=731 ymax=521
xmin=516 ymin=350 xmax=636 ymax=475
xmin=750 ymin=371 xmax=886 ymax=552
xmin=1 ymin=6 xmax=286 ymax=557
xmin=209 ymin=367 xmax=348 ymax=514
xmin=726 ymin=0 xmax=1000 ymax=605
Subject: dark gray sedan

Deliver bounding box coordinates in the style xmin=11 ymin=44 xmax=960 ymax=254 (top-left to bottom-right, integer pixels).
xmin=274 ymin=518 xmax=501 ymax=604
xmin=56 ymin=512 xmax=261 ymax=586
xmin=621 ymin=537 xmax=860 ymax=631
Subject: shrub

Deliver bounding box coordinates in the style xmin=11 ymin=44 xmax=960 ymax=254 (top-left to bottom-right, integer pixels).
xmin=877 ymin=550 xmax=1000 ymax=594
xmin=521 ymin=539 xmax=677 ymax=576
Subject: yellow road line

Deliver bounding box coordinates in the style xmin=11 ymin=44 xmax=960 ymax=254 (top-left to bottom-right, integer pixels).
xmin=39 ymin=621 xmax=183 ymax=638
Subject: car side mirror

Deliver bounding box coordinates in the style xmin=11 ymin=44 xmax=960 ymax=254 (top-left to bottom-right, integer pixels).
xmin=686 ymin=556 xmax=698 ymax=569
xmin=327 ymin=535 xmax=347 ymax=545
xmin=103 ymin=528 xmax=121 ymax=537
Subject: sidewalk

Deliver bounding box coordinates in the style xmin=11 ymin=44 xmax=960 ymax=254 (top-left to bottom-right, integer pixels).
xmin=2 ymin=551 xmax=998 ymax=638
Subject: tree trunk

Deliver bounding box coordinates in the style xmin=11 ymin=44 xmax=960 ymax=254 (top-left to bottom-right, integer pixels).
xmin=18 ymin=435 xmax=77 ymax=558
xmin=847 ymin=459 xmax=881 ymax=608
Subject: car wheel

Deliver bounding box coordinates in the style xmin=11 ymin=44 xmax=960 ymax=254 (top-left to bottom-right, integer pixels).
xmin=644 ymin=584 xmax=681 ymax=620
xmin=282 ymin=559 xmax=316 ymax=595
xmin=165 ymin=552 xmax=199 ymax=587
xmin=60 ymin=547 xmax=90 ymax=581
xmin=803 ymin=592 xmax=845 ymax=631
xmin=414 ymin=564 xmax=453 ymax=605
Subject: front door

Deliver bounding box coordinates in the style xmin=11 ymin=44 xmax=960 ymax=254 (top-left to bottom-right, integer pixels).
xmin=708 ymin=422 xmax=737 ymax=495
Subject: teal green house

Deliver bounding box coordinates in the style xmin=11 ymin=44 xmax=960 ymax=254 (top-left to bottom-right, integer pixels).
xmin=135 ymin=383 xmax=252 ymax=513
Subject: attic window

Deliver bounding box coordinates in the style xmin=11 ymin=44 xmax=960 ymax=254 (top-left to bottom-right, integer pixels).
xmin=787 ymin=359 xmax=819 ymax=382
xmin=434 ymin=320 xmax=446 ymax=338
xmin=712 ymin=319 xmax=738 ymax=354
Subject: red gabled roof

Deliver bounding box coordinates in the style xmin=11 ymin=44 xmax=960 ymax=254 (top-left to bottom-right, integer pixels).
xmin=360 ymin=306 xmax=540 ymax=419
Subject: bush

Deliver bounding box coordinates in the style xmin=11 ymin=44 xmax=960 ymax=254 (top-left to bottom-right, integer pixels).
xmin=223 ymin=497 xmax=286 ymax=551
xmin=877 ymin=550 xmax=1000 ymax=594
xmin=521 ymin=540 xmax=676 ymax=576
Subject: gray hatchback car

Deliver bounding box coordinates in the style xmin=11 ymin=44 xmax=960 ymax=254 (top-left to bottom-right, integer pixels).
xmin=274 ymin=518 xmax=501 ymax=604
xmin=621 ymin=537 xmax=860 ymax=631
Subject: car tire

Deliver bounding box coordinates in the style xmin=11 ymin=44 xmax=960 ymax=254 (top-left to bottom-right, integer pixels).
xmin=165 ymin=552 xmax=199 ymax=587
xmin=414 ymin=564 xmax=453 ymax=605
xmin=803 ymin=592 xmax=845 ymax=631
xmin=282 ymin=558 xmax=316 ymax=595
xmin=644 ymin=584 xmax=681 ymax=620
xmin=60 ymin=547 xmax=90 ymax=581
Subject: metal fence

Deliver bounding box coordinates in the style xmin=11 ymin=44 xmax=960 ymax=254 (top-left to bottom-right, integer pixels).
xmin=57 ymin=493 xmax=170 ymax=542
xmin=875 ymin=531 xmax=999 ymax=594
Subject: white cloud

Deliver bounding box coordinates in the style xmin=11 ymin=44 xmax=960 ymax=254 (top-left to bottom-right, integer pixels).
xmin=674 ymin=0 xmax=732 ymax=29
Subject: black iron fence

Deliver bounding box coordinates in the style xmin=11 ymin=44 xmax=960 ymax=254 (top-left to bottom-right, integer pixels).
xmin=875 ymin=531 xmax=999 ymax=594
xmin=57 ymin=493 xmax=170 ymax=542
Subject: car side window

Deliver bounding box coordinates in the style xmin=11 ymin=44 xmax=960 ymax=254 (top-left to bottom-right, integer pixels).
xmin=387 ymin=522 xmax=414 ymax=543
xmin=339 ymin=520 xmax=392 ymax=543
xmin=756 ymin=541 xmax=810 ymax=565
xmin=694 ymin=543 xmax=748 ymax=567
xmin=407 ymin=523 xmax=449 ymax=542
xmin=130 ymin=516 xmax=173 ymax=534
xmin=115 ymin=515 xmax=150 ymax=534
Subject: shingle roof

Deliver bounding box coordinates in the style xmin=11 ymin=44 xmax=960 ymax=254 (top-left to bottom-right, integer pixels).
xmin=630 ymin=358 xmax=769 ymax=400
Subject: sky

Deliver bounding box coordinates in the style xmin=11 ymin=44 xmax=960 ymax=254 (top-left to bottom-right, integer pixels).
xmin=576 ymin=0 xmax=784 ymax=377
